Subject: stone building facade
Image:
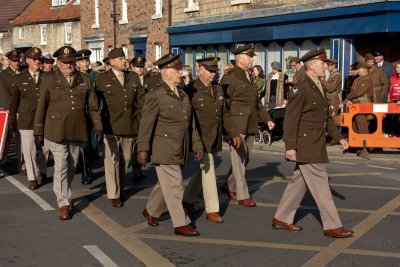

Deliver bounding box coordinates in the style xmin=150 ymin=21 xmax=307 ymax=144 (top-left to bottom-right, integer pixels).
xmin=11 ymin=0 xmax=81 ymax=56
xmin=80 ymin=0 xmax=170 ymax=64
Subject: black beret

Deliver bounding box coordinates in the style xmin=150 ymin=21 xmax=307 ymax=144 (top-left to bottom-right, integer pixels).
xmin=299 ymin=49 xmax=328 ymax=63
xmin=108 ymin=48 xmax=125 ymax=59
xmin=53 ymin=46 xmax=76 ymax=63
xmin=130 ymin=56 xmax=146 ymax=67
xmin=196 ymin=56 xmax=220 ymax=72
xmin=75 ymin=49 xmax=92 ymax=61
xmin=154 ymin=53 xmax=182 ymax=70
xmin=231 ymin=43 xmax=256 ymax=57
xmin=5 ymin=49 xmax=22 ymax=61
xmin=25 ymin=47 xmax=42 ymax=59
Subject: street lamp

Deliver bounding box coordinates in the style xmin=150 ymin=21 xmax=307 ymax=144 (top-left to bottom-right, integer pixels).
xmin=110 ymin=0 xmax=120 ymax=48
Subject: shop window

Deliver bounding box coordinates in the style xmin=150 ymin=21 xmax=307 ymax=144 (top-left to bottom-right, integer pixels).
xmin=283 ymin=41 xmax=297 ymax=78
xmin=254 ymin=43 xmax=265 ymax=73
xmin=217 ymin=45 xmax=228 ymax=72
xmin=185 ymin=47 xmax=194 ymax=69
xmin=300 ymin=40 xmax=316 ymax=57
xmin=206 ymin=46 xmax=216 ymax=57
xmin=267 ymin=42 xmax=280 ymax=74
xmin=195 ymin=46 xmax=205 ymax=60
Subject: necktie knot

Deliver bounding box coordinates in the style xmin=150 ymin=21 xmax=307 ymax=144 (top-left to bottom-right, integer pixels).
xmin=118 ymin=73 xmax=124 ymax=86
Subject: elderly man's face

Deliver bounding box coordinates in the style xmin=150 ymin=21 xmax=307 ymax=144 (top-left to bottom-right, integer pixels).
xmin=374 ymin=55 xmax=384 ymax=64
xmin=57 ymin=59 xmax=76 ymax=76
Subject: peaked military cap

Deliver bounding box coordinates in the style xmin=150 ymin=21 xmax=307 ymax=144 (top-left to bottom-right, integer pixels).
xmin=25 ymin=47 xmax=42 ymax=59
xmin=108 ymin=48 xmax=125 ymax=59
xmin=357 ymin=60 xmax=372 ymax=69
xmin=75 ymin=49 xmax=92 ymax=61
xmin=196 ymin=56 xmax=220 ymax=72
xmin=299 ymin=49 xmax=328 ymax=63
xmin=289 ymin=56 xmax=300 ymax=64
xmin=5 ymin=49 xmax=22 ymax=61
xmin=53 ymin=46 xmax=76 ymax=63
xmin=372 ymin=50 xmax=385 ymax=57
xmin=42 ymin=54 xmax=55 ymax=64
xmin=130 ymin=56 xmax=146 ymax=67
xmin=154 ymin=53 xmax=182 ymax=70
xmin=231 ymin=43 xmax=256 ymax=57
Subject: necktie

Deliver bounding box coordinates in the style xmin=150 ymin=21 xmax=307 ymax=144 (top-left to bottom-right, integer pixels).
xmin=67 ymin=76 xmax=72 ymax=85
xmin=245 ymin=71 xmax=251 ymax=82
xmin=33 ymin=73 xmax=37 ymax=84
xmin=118 ymin=73 xmax=124 ymax=86
xmin=173 ymin=87 xmax=179 ymax=97
xmin=208 ymin=84 xmax=214 ymax=98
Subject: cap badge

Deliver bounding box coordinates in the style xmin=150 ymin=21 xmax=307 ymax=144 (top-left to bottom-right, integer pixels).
xmin=64 ymin=48 xmax=69 ymax=54
xmin=138 ymin=57 xmax=142 ymax=62
xmin=34 ymin=48 xmax=39 ymax=53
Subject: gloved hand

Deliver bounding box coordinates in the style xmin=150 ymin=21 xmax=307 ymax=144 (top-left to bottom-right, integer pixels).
xmin=34 ymin=135 xmax=44 ymax=150
xmin=94 ymin=130 xmax=104 ymax=144
xmin=232 ymin=136 xmax=242 ymax=149
xmin=137 ymin=151 xmax=148 ymax=167
xmin=195 ymin=149 xmax=204 ymax=161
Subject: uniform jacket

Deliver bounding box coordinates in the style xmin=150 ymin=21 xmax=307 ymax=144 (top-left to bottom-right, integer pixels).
xmin=137 ymin=80 xmax=203 ymax=166
xmin=220 ymin=65 xmax=272 ymax=138
xmin=33 ymin=69 xmax=102 ymax=143
xmin=265 ymin=71 xmax=289 ymax=107
xmin=322 ymin=70 xmax=342 ymax=113
xmin=379 ymin=61 xmax=395 ymax=81
xmin=186 ymin=78 xmax=225 ymax=154
xmin=96 ymin=69 xmax=144 ymax=136
xmin=346 ymin=75 xmax=373 ymax=103
xmin=292 ymin=66 xmax=306 ymax=85
xmin=9 ymin=70 xmax=44 ymax=129
xmin=284 ymin=74 xmax=343 ymax=163
xmin=0 ymin=67 xmax=19 ymax=108
xmin=369 ymin=66 xmax=388 ymax=102
xmin=146 ymin=73 xmax=162 ymax=92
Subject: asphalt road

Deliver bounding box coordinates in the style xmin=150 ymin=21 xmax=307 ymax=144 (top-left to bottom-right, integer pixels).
xmin=0 ymin=145 xmax=399 ymax=267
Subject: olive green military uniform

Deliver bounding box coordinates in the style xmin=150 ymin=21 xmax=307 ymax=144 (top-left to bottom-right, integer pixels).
xmin=96 ymin=69 xmax=142 ymax=199
xmin=137 ymin=80 xmax=203 ymax=228
xmin=322 ymin=69 xmax=342 ymax=116
xmin=183 ymin=78 xmax=225 ymax=213
xmin=292 ymin=66 xmax=306 ymax=85
xmin=368 ymin=66 xmax=388 ymax=103
xmin=275 ymin=74 xmax=344 ymax=230
xmin=221 ymin=65 xmax=272 ymax=201
xmin=346 ymin=75 xmax=373 ymax=134
xmin=9 ymin=70 xmax=47 ymax=182
xmin=34 ymin=69 xmax=102 ymax=207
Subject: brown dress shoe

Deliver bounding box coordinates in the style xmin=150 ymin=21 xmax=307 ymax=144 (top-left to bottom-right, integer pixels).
xmin=59 ymin=205 xmax=71 ymax=220
xmin=174 ymin=225 xmax=200 ymax=236
xmin=28 ymin=180 xmax=39 ymax=190
xmin=324 ymin=227 xmax=354 ymax=238
xmin=142 ymin=208 xmax=159 ymax=226
xmin=182 ymin=201 xmax=199 ymax=214
xmin=220 ymin=184 xmax=237 ymax=200
xmin=272 ymin=218 xmax=303 ymax=231
xmin=111 ymin=198 xmax=123 ymax=208
xmin=206 ymin=212 xmax=224 ymax=223
xmin=238 ymin=198 xmax=256 ymax=207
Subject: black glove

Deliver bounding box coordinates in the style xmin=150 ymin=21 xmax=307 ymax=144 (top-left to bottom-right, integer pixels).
xmin=137 ymin=151 xmax=148 ymax=167
xmin=34 ymin=135 xmax=44 ymax=150
xmin=94 ymin=130 xmax=104 ymax=144
xmin=195 ymin=149 xmax=204 ymax=161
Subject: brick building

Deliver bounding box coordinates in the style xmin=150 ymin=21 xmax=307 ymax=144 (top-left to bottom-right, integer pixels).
xmin=0 ymin=0 xmax=33 ymax=55
xmin=11 ymin=0 xmax=81 ymax=56
xmin=80 ymin=0 xmax=169 ymax=64
xmin=170 ymin=0 xmax=400 ymax=79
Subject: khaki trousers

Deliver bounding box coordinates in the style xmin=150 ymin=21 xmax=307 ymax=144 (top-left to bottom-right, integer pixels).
xmin=131 ymin=137 xmax=142 ymax=175
xmin=353 ymin=114 xmax=369 ymax=134
xmin=103 ymin=135 xmax=133 ymax=199
xmin=45 ymin=139 xmax=80 ymax=208
xmin=274 ymin=163 xmax=342 ymax=230
xmin=183 ymin=152 xmax=220 ymax=213
xmin=19 ymin=130 xmax=47 ymax=182
xmin=146 ymin=164 xmax=190 ymax=228
xmin=226 ymin=135 xmax=254 ymax=200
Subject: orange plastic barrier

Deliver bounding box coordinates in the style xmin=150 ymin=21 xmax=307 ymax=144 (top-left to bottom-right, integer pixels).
xmin=340 ymin=103 xmax=400 ymax=148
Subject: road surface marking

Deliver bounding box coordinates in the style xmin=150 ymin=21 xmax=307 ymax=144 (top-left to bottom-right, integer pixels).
xmin=302 ymin=195 xmax=400 ymax=267
xmin=345 ymin=249 xmax=400 ymax=259
xmin=366 ymin=165 xmax=396 ymax=170
xmin=332 ymin=161 xmax=356 ymax=165
xmin=5 ymin=176 xmax=55 ymax=211
xmin=78 ymin=198 xmax=174 ymax=267
xmin=83 ymin=245 xmax=118 ymax=267
xmin=331 ymin=183 xmax=400 ymax=191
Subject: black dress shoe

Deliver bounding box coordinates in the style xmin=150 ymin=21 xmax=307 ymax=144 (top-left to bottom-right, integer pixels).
xmin=40 ymin=173 xmax=49 ymax=184
xmin=142 ymin=208 xmax=159 ymax=226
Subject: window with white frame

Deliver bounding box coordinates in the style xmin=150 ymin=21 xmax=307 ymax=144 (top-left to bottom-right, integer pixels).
xmin=92 ymin=0 xmax=100 ymax=28
xmin=152 ymin=0 xmax=162 ymax=19
xmin=155 ymin=43 xmax=162 ymax=60
xmin=52 ymin=0 xmax=70 ymax=7
xmin=19 ymin=27 xmax=24 ymax=39
xmin=185 ymin=0 xmax=199 ymax=12
xmin=119 ymin=0 xmax=128 ymax=24
xmin=65 ymin=23 xmax=72 ymax=44
xmin=231 ymin=0 xmax=250 ymax=5
xmin=40 ymin=25 xmax=47 ymax=45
